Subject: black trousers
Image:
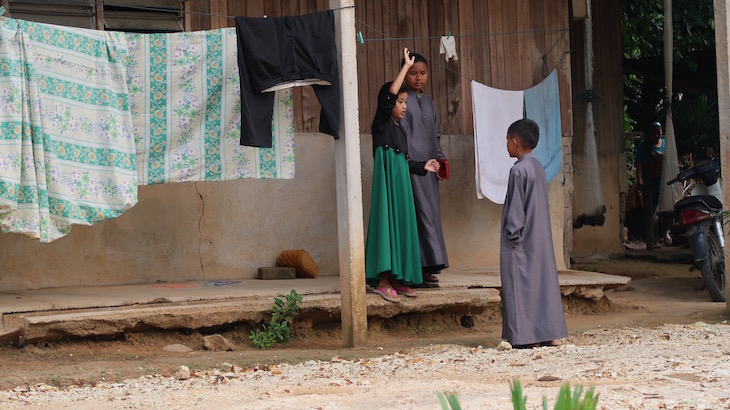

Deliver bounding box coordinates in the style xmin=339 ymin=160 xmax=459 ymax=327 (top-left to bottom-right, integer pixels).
xmin=235 ymin=10 xmax=340 ymax=148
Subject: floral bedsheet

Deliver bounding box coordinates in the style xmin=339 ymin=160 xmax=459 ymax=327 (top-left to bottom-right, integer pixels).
xmin=125 ymin=29 xmax=295 ymax=185
xmin=0 ymin=17 xmax=137 ymax=242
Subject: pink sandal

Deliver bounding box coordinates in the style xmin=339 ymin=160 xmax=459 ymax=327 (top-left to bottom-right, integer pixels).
xmin=373 ymin=287 xmax=400 ymax=303
xmin=394 ymin=286 xmax=417 ymax=298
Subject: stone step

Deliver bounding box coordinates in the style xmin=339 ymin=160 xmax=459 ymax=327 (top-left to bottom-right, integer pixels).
xmin=6 ymin=288 xmax=501 ymax=345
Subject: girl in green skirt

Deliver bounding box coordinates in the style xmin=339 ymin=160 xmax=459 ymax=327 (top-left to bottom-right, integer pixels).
xmin=365 ymin=48 xmax=439 ymax=303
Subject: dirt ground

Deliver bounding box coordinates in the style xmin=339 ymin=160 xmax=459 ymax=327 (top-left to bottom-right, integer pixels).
xmin=0 ymin=256 xmax=727 ymax=395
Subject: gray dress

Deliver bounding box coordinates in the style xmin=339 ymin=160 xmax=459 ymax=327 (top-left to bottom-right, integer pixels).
xmin=402 ymin=89 xmax=449 ymax=273
xmin=500 ymin=153 xmax=567 ymax=345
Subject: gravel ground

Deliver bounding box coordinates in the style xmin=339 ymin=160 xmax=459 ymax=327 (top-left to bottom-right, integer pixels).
xmin=2 ymin=321 xmax=729 ymax=409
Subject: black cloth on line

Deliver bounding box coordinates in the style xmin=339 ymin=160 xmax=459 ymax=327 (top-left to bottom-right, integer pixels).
xmin=235 ymin=10 xmax=341 ymax=148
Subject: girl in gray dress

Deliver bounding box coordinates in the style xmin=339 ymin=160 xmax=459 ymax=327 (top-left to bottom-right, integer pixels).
xmin=401 ymin=52 xmax=449 ymax=283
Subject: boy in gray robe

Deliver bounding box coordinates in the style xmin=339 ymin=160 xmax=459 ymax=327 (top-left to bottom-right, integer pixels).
xmin=501 ymin=119 xmax=568 ymax=348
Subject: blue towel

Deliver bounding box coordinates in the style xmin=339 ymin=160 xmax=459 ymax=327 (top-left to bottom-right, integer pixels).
xmin=524 ymin=70 xmax=562 ymax=184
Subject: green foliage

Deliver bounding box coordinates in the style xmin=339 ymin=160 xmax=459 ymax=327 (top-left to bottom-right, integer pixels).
xmin=436 ymin=392 xmax=462 ymax=410
xmin=249 ymin=289 xmax=303 ymax=349
xmin=509 ymin=379 xmax=599 ymax=410
xmin=511 ymin=379 xmax=527 ymax=410
xmin=673 ymin=92 xmax=719 ymax=160
xmin=551 ymin=384 xmax=599 ymax=410
xmin=621 ymin=0 xmax=720 ymax=168
xmin=621 ymin=0 xmax=715 ymax=61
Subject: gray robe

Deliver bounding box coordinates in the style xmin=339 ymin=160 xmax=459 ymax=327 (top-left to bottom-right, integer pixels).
xmin=402 ymin=89 xmax=449 ymax=272
xmin=500 ymin=153 xmax=567 ymax=345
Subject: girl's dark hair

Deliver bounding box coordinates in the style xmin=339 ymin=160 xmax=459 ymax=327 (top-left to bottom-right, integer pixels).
xmin=507 ymin=119 xmax=540 ymax=149
xmin=401 ymin=52 xmax=428 ymax=68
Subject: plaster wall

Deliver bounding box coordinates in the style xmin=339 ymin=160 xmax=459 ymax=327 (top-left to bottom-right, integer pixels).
xmin=571 ymin=152 xmax=627 ymax=257
xmin=0 ymin=134 xmax=340 ymax=292
xmin=0 ymin=133 xmax=569 ymax=292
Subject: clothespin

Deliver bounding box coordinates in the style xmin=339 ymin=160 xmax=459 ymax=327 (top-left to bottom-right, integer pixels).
xmin=356 ymin=31 xmax=364 ymax=44
xmin=0 ymin=6 xmax=5 ymax=17
xmin=446 ymin=30 xmax=451 ymax=39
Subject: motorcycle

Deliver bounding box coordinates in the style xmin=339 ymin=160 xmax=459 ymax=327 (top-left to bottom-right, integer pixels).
xmin=667 ymin=157 xmax=726 ymax=302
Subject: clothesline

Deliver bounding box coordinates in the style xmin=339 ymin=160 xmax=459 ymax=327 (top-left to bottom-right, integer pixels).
xmin=359 ymin=28 xmax=570 ymax=42
xmin=5 ymin=0 xmax=570 ymax=84
xmin=355 ymin=17 xmax=570 ymax=85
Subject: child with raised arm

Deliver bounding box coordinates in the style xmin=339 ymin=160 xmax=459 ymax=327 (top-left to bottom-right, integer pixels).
xmin=365 ymin=48 xmax=440 ymax=303
xmin=501 ymin=119 xmax=567 ymax=348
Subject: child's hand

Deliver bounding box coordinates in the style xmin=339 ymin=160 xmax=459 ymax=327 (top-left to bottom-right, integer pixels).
xmin=403 ymin=47 xmax=415 ymax=67
xmin=424 ymin=159 xmax=439 ymax=173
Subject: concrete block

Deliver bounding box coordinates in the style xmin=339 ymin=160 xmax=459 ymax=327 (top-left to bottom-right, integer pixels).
xmin=258 ymin=267 xmax=296 ymax=280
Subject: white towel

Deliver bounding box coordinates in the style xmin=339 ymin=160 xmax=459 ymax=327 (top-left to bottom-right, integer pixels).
xmin=471 ymin=81 xmax=524 ymax=203
xmin=439 ymin=36 xmax=458 ymax=61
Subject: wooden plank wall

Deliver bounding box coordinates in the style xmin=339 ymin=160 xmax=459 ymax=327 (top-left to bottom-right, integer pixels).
xmin=570 ymin=0 xmax=623 ymax=155
xmin=190 ymin=0 xmax=573 ymax=137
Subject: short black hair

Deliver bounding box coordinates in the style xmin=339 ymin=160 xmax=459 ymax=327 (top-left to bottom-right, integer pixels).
xmin=507 ymin=119 xmax=540 ymax=149
xmin=401 ymin=51 xmax=428 ymax=68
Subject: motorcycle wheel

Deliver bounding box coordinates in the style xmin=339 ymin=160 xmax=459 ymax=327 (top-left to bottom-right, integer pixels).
xmin=699 ymin=229 xmax=726 ymax=302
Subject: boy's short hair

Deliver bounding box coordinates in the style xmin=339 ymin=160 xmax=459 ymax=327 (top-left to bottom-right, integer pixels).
xmin=507 ymin=119 xmax=540 ymax=149
xmin=401 ymin=52 xmax=428 ymax=68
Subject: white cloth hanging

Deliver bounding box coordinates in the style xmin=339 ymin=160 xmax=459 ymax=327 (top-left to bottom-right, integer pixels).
xmin=439 ymin=36 xmax=458 ymax=62
xmin=471 ymin=81 xmax=524 ymax=203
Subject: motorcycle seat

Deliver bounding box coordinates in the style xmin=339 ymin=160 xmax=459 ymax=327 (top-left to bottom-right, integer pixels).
xmin=675 ymin=194 xmax=723 ymax=212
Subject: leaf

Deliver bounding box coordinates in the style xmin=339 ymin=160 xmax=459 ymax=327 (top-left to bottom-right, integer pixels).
xmin=510 ymin=379 xmax=527 ymax=410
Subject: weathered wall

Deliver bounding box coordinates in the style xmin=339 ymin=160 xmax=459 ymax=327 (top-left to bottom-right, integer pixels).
xmin=1 ymin=132 xmax=568 ymax=292
xmin=0 ymin=134 xmax=340 ymax=292
xmin=0 ymin=0 xmax=577 ymax=291
xmin=571 ymin=153 xmax=626 ymax=257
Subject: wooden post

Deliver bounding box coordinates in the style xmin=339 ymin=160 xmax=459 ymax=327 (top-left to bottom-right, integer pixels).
xmin=713 ymin=0 xmax=730 ymax=315
xmin=330 ymin=0 xmax=367 ymax=347
xmin=95 ymin=0 xmax=103 ymax=30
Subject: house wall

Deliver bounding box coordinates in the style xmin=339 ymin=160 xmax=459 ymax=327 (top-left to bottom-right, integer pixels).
xmin=570 ymin=0 xmax=626 ymax=256
xmin=0 ymin=0 xmax=574 ymax=291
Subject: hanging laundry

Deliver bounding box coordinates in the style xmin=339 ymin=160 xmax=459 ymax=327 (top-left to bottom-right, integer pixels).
xmin=524 ymin=69 xmax=562 ymax=184
xmin=124 ymin=29 xmax=294 ymax=184
xmin=235 ymin=10 xmax=340 ymax=148
xmin=0 ymin=17 xmax=137 ymax=242
xmin=439 ymin=35 xmax=458 ymax=62
xmin=471 ymin=81 xmax=524 ymax=204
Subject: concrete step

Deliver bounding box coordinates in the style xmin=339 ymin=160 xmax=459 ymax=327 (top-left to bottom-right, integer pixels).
xmin=5 ymin=288 xmax=501 ymax=345
xmin=0 ymin=269 xmax=629 ymax=345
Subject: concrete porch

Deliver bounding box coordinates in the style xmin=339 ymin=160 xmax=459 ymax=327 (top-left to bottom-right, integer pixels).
xmin=0 ymin=269 xmax=630 ymax=346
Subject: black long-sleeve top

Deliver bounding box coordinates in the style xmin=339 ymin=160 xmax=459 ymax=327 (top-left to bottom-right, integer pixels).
xmin=371 ymin=82 xmax=427 ymax=176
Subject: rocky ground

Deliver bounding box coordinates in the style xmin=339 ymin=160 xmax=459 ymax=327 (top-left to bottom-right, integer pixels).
xmin=1 ymin=258 xmax=729 ymax=409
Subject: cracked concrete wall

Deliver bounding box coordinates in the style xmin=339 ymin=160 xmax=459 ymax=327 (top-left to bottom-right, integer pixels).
xmin=0 ymin=133 xmax=570 ymax=292
xmin=0 ymin=133 xmax=339 ymax=292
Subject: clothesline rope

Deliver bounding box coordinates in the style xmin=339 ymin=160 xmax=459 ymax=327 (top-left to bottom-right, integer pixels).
xmin=354 ymin=17 xmax=569 ymax=85
xmin=3 ymin=0 xmax=569 ymax=84
xmin=359 ymin=28 xmax=570 ymax=42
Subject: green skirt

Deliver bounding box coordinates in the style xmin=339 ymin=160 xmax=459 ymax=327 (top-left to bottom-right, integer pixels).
xmin=365 ymin=147 xmax=423 ymax=286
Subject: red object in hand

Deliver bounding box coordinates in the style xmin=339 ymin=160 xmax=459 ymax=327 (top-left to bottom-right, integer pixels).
xmin=438 ymin=158 xmax=450 ymax=180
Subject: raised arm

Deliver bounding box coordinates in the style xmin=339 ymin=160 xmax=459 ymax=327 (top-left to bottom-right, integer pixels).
xmin=390 ymin=48 xmax=415 ymax=95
